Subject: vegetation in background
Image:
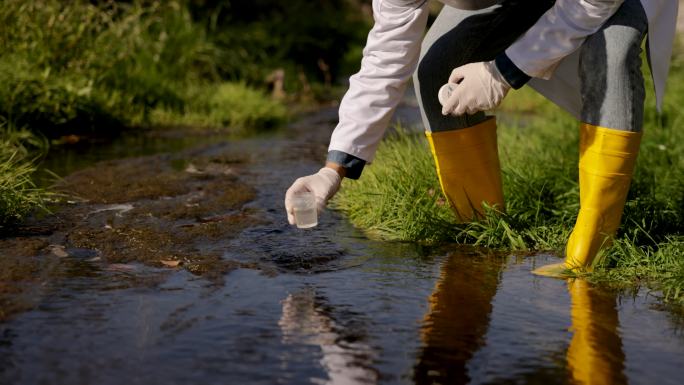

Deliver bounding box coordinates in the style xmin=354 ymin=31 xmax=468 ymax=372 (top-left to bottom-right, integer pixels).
xmin=0 ymin=0 xmax=297 ymax=134
xmin=334 ymin=53 xmax=684 ymax=302
xmin=149 ymin=82 xmax=286 ymax=130
xmin=188 ymin=0 xmax=371 ymax=88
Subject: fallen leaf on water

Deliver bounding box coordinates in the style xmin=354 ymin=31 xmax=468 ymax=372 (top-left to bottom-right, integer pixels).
xmin=160 ymin=260 xmax=181 ymax=267
xmin=106 ymin=263 xmax=137 ymax=272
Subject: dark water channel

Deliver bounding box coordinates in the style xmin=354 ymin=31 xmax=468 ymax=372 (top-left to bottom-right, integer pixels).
xmin=1 ymin=100 xmax=684 ymax=384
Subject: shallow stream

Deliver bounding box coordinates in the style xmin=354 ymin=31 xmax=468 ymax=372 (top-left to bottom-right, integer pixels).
xmin=1 ymin=102 xmax=683 ymax=384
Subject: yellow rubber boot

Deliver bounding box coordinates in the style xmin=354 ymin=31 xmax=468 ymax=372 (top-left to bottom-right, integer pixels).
xmin=533 ymin=124 xmax=642 ymax=277
xmin=425 ymin=118 xmax=504 ymax=222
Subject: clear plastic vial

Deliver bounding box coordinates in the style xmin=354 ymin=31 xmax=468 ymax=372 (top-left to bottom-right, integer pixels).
xmin=292 ymin=192 xmax=318 ymax=229
xmin=438 ymin=83 xmax=456 ymax=106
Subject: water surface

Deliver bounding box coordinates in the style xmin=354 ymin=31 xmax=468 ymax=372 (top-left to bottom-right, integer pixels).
xmin=1 ymin=103 xmax=683 ymax=384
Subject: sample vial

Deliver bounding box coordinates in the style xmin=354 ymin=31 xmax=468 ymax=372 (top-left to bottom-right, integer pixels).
xmin=292 ymin=191 xmax=318 ymax=229
xmin=438 ymin=83 xmax=456 ymax=106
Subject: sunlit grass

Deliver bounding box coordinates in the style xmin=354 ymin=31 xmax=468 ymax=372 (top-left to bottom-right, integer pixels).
xmin=0 ymin=0 xmax=287 ymax=133
xmin=148 ymin=82 xmax=287 ymax=130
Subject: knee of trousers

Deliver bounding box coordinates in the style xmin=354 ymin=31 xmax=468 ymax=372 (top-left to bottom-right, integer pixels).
xmin=578 ymin=24 xmax=647 ymax=132
xmin=580 ymin=27 xmax=645 ymax=79
xmin=415 ymin=42 xmax=479 ymax=128
xmin=416 ymin=47 xmax=467 ymax=101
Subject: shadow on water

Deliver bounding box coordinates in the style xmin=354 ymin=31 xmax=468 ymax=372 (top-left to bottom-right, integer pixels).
xmin=1 ymin=102 xmax=683 ymax=384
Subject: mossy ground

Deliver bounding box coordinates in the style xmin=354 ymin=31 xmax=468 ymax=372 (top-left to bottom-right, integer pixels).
xmin=0 ymin=147 xmax=267 ymax=321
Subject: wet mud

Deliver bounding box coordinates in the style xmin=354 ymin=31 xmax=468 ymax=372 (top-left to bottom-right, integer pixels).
xmin=0 ymin=146 xmax=267 ymax=320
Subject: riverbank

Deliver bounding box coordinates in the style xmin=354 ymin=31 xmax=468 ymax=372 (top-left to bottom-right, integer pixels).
xmin=334 ymin=52 xmax=684 ymax=303
xmin=0 ymin=0 xmax=368 ymax=227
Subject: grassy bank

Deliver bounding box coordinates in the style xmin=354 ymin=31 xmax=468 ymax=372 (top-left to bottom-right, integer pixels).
xmin=334 ymin=58 xmax=684 ymax=302
xmin=0 ymin=123 xmax=49 ymax=230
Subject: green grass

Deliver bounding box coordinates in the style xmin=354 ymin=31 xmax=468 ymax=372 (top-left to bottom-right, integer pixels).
xmin=0 ymin=0 xmax=288 ymax=134
xmin=334 ymin=57 xmax=684 ymax=302
xmin=148 ymin=82 xmax=287 ymax=130
xmin=0 ymin=122 xmax=49 ymax=230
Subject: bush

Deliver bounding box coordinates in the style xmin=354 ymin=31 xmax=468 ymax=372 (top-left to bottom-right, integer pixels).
xmin=0 ymin=0 xmax=289 ymax=134
xmin=191 ymin=0 xmax=371 ymax=87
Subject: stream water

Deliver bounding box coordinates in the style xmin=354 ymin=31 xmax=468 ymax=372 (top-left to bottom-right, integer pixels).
xmin=1 ymin=100 xmax=683 ymax=384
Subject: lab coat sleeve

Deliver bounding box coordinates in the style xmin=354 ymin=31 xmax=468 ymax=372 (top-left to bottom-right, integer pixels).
xmin=505 ymin=0 xmax=625 ymax=79
xmin=328 ymin=0 xmax=430 ymax=162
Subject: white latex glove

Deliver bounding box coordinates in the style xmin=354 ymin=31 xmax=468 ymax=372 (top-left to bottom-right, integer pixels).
xmin=440 ymin=61 xmax=511 ymax=116
xmin=285 ymin=167 xmax=341 ymax=225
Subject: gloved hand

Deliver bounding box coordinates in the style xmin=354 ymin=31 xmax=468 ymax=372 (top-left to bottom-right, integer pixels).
xmin=285 ymin=167 xmax=342 ymax=225
xmin=440 ymin=61 xmax=511 ymax=116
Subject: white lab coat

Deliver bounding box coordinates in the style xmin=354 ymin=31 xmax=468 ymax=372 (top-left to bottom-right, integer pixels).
xmin=328 ymin=0 xmax=678 ymax=163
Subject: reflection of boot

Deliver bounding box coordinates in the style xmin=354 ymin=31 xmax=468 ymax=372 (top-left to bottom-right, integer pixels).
xmin=414 ymin=253 xmax=501 ymax=384
xmin=534 ymin=124 xmax=641 ymax=277
xmin=425 ymin=118 xmax=504 ymax=221
xmin=567 ymin=279 xmax=626 ymax=385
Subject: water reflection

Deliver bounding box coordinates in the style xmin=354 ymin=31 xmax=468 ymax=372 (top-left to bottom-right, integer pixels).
xmin=567 ymin=279 xmax=626 ymax=385
xmin=279 ymin=287 xmax=378 ymax=384
xmin=414 ymin=252 xmax=503 ymax=384
xmin=414 ymin=253 xmax=628 ymax=385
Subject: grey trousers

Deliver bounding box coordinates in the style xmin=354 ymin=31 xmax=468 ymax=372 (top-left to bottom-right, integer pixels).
xmin=414 ymin=0 xmax=648 ymax=133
